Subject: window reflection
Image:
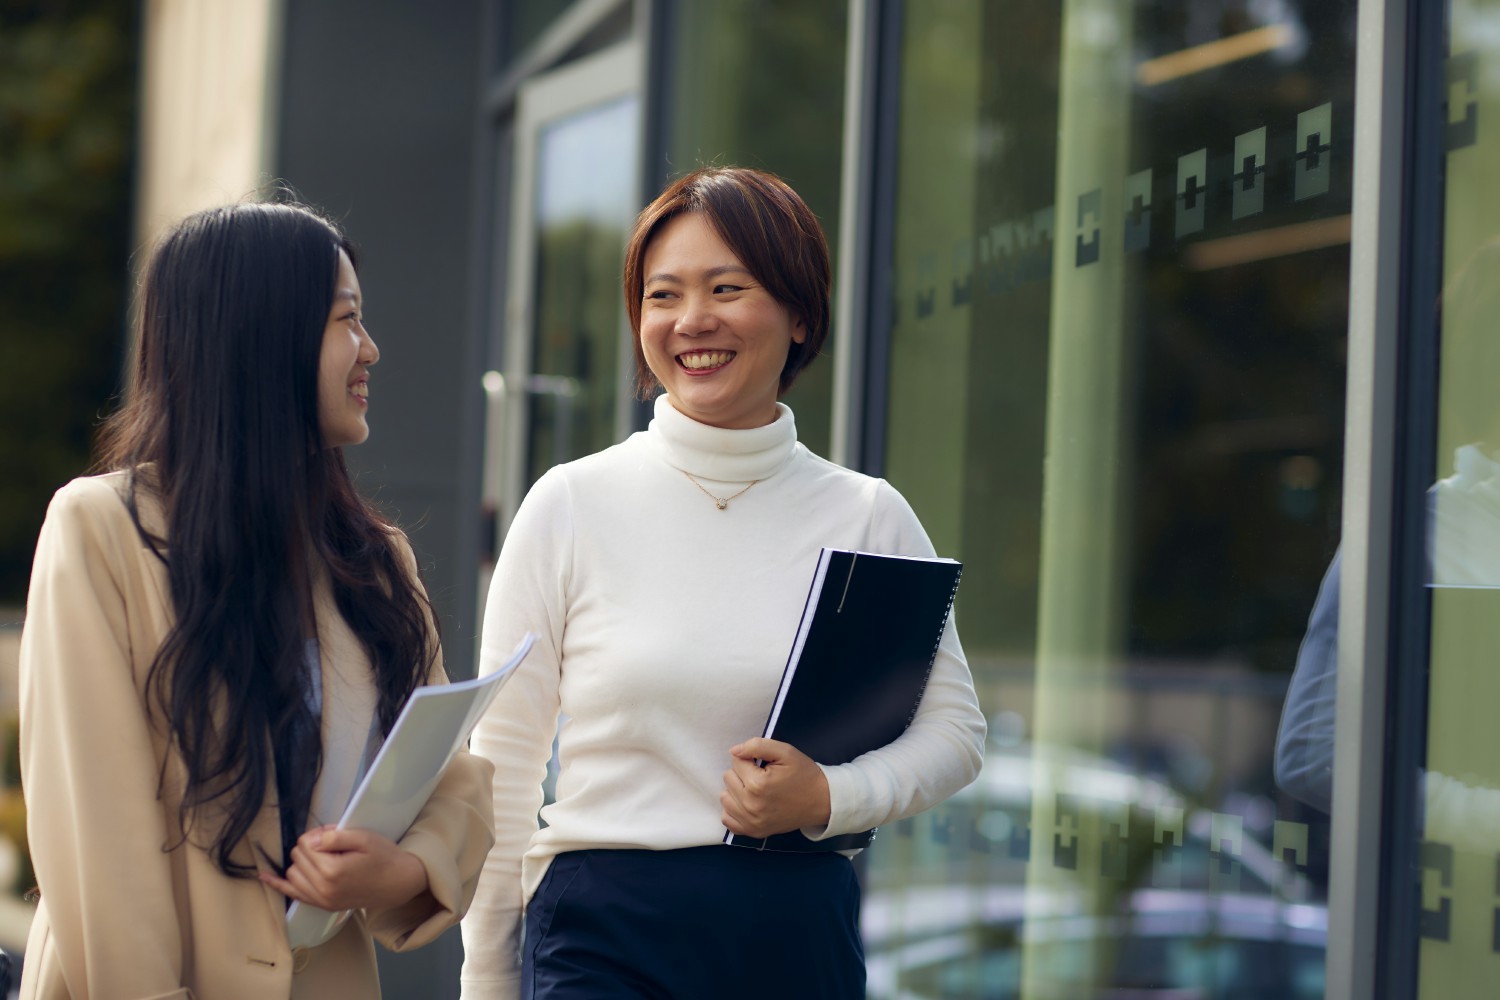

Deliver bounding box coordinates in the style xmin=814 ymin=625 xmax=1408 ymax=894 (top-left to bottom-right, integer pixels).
xmin=525 ymin=96 xmax=637 ymax=490
xmin=662 ymin=0 xmax=846 ymax=455
xmin=1414 ymin=2 xmax=1500 ymax=992
xmin=870 ymin=1 xmax=1354 ymax=996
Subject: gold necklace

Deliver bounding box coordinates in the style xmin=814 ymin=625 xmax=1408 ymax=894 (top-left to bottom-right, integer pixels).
xmin=681 ymin=470 xmax=759 ymax=510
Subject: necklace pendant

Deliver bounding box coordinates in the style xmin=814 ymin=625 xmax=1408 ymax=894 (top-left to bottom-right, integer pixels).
xmin=682 ymin=469 xmax=757 ymax=510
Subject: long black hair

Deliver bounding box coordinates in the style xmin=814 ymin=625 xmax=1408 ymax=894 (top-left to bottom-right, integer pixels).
xmin=98 ymin=202 xmax=434 ymax=876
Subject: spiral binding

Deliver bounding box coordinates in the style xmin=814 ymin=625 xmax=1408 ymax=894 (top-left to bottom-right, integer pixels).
xmin=902 ymin=563 xmax=963 ymax=731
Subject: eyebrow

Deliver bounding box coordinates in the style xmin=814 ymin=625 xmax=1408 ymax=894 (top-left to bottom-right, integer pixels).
xmin=644 ymin=264 xmax=754 ymax=285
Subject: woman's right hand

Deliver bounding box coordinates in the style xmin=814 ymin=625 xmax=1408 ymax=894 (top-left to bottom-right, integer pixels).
xmin=721 ymin=738 xmax=833 ymax=838
xmin=260 ymin=826 xmax=432 ymax=912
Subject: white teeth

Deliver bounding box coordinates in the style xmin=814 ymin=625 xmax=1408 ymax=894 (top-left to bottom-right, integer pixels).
xmin=680 ymin=351 xmax=733 ymax=370
xmin=350 ymin=383 xmax=368 ymax=398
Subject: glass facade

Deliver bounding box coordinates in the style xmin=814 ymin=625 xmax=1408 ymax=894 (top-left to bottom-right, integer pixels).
xmin=525 ymin=95 xmax=639 ymax=490
xmin=480 ymin=0 xmax=1483 ymax=996
xmin=661 ymin=0 xmax=848 ymax=456
xmin=870 ymin=2 xmax=1354 ymax=996
xmin=1417 ymin=1 xmax=1500 ymax=995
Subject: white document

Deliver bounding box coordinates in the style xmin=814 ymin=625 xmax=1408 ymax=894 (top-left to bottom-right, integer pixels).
xmin=284 ymin=632 xmax=536 ymax=950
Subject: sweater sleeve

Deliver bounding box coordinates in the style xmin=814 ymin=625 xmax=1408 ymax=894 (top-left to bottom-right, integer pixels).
xmin=460 ymin=472 xmax=572 ymax=1000
xmin=369 ymin=533 xmax=498 ymax=952
xmin=807 ymin=480 xmax=987 ymax=842
xmin=1273 ymin=549 xmax=1340 ymax=814
xmin=19 ymin=479 xmax=192 ymax=996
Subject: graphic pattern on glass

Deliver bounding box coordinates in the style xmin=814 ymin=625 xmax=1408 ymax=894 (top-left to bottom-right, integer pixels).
xmin=1232 ymin=126 xmax=1268 ymax=219
xmin=1175 ymin=148 xmax=1208 ymax=238
xmin=1295 ymin=102 xmax=1333 ymax=201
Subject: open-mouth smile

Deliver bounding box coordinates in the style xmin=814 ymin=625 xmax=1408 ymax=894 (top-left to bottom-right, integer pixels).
xmin=678 ymin=350 xmax=735 ymax=372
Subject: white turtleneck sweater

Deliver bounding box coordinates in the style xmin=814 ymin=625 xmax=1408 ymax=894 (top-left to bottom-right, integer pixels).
xmin=1431 ymin=443 xmax=1500 ymax=585
xmin=458 ymin=396 xmax=986 ymax=999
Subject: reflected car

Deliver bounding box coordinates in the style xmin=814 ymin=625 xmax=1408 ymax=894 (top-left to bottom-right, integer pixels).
xmin=863 ymin=745 xmax=1326 ymax=999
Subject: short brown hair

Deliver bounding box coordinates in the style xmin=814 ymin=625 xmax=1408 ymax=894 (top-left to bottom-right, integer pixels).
xmin=622 ymin=166 xmax=831 ymax=398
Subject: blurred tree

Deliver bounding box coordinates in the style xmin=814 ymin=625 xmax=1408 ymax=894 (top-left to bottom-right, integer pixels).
xmin=0 ymin=0 xmax=138 ymax=603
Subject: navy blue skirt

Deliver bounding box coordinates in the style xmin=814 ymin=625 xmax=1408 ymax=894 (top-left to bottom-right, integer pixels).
xmin=522 ymin=845 xmax=865 ymax=999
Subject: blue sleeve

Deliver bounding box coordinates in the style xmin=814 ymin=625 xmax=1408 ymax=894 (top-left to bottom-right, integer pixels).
xmin=1273 ymin=548 xmax=1341 ymax=813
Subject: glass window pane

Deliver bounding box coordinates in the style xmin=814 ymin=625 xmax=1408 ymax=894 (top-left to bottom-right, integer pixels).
xmin=868 ymin=3 xmax=1355 ymax=997
xmin=527 ymin=95 xmax=638 ymax=488
xmin=663 ymin=0 xmax=846 ymax=456
xmin=1418 ymin=2 xmax=1500 ymax=995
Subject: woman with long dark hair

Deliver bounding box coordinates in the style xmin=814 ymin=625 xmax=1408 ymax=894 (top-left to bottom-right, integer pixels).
xmin=18 ymin=201 xmax=494 ymax=998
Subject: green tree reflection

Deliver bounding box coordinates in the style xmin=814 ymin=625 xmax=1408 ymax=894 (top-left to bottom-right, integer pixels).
xmin=0 ymin=1 xmax=138 ymax=603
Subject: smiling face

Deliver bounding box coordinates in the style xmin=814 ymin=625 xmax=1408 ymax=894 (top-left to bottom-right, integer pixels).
xmin=317 ymin=249 xmax=379 ymax=448
xmin=639 ymin=212 xmax=806 ymax=430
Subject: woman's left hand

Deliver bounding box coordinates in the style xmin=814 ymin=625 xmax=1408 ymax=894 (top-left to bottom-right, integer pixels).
xmin=260 ymin=826 xmax=431 ymax=912
xmin=721 ymin=738 xmax=832 ymax=838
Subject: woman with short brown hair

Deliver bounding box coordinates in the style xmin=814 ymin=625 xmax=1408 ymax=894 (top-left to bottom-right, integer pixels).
xmin=462 ymin=167 xmax=984 ymax=1000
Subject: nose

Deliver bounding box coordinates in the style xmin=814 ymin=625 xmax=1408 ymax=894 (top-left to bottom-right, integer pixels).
xmin=359 ymin=326 xmax=379 ymax=366
xmin=673 ymin=294 xmax=719 ymax=336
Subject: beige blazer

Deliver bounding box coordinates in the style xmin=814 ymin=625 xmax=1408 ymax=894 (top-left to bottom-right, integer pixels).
xmin=17 ymin=473 xmax=496 ymax=999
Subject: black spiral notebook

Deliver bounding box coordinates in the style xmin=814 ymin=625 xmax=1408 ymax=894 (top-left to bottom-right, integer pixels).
xmin=725 ymin=548 xmax=963 ymax=852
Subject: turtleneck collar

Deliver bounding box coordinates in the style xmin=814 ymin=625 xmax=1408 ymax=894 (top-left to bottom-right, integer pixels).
xmin=645 ymin=394 xmax=798 ymax=482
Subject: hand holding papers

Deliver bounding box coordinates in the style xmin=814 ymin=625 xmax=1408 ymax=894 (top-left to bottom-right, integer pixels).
xmin=284 ymin=632 xmax=535 ymax=949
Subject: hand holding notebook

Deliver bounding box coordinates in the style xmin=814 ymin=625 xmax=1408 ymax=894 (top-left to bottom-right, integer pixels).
xmin=724 ymin=548 xmax=962 ymax=852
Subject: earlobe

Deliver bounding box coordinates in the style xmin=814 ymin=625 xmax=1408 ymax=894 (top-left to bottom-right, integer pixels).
xmin=791 ymin=320 xmax=807 ymax=344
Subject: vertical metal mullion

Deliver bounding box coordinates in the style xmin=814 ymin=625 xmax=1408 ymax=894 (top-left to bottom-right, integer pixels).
xmin=627 ymin=0 xmax=668 ymax=434
xmin=856 ymin=0 xmax=904 ymax=479
xmin=831 ymin=0 xmax=879 ymax=470
xmin=636 ymin=0 xmax=673 ymax=230
xmin=631 ymin=0 xmax=674 ymax=432
xmin=1328 ymin=0 xmax=1409 ymax=996
xmin=1379 ymin=0 xmax=1449 ymax=993
xmin=459 ymin=0 xmax=506 ymax=676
